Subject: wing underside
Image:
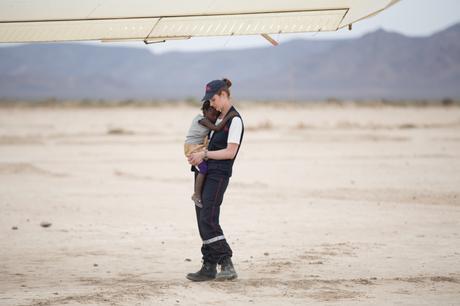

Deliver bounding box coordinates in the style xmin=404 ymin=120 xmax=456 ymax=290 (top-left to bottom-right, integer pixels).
xmin=0 ymin=0 xmax=398 ymax=43
xmin=0 ymin=10 xmax=347 ymax=43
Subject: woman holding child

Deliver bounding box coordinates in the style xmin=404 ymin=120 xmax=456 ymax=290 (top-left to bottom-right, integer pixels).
xmin=186 ymin=78 xmax=244 ymax=281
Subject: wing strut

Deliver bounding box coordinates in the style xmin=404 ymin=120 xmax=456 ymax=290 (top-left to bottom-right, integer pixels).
xmin=261 ymin=33 xmax=279 ymax=46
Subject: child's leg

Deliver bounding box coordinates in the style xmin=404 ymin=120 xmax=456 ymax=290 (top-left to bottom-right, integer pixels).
xmin=191 ymin=161 xmax=208 ymax=207
xmin=193 ymin=173 xmax=206 ymax=203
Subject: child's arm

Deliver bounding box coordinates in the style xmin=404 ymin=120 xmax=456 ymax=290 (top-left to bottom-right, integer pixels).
xmin=198 ymin=111 xmax=238 ymax=131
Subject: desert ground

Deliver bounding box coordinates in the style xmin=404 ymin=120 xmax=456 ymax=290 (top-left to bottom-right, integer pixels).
xmin=1 ymin=102 xmax=459 ymax=306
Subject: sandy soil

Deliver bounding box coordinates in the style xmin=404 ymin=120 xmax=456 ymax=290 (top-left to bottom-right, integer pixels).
xmin=1 ymin=103 xmax=459 ymax=306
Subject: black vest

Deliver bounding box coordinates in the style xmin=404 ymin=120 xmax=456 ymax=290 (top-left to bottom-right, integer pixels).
xmin=207 ymin=106 xmax=244 ymax=177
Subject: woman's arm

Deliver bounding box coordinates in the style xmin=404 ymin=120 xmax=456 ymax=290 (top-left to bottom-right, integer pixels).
xmin=188 ymin=143 xmax=239 ymax=166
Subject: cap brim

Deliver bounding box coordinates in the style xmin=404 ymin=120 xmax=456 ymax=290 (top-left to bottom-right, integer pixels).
xmin=201 ymin=91 xmax=215 ymax=102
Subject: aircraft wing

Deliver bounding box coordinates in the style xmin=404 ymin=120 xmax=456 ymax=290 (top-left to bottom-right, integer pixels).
xmin=0 ymin=0 xmax=399 ymax=43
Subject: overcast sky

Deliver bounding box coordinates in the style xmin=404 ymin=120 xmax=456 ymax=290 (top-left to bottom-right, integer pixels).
xmin=135 ymin=0 xmax=460 ymax=53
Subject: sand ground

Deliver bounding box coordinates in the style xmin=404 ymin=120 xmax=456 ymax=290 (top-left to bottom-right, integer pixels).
xmin=1 ymin=103 xmax=459 ymax=306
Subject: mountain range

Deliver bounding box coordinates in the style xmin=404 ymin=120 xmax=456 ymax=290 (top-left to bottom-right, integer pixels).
xmin=1 ymin=23 xmax=459 ymax=100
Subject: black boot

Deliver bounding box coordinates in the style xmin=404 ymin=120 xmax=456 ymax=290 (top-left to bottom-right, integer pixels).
xmin=186 ymin=262 xmax=217 ymax=282
xmin=216 ymin=257 xmax=238 ymax=281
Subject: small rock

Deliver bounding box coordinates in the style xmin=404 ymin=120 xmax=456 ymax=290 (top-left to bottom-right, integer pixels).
xmin=264 ymin=252 xmax=269 ymax=256
xmin=176 ymin=299 xmax=180 ymax=303
xmin=93 ymin=263 xmax=98 ymax=267
xmin=184 ymin=258 xmax=192 ymax=262
xmin=161 ymin=241 xmax=165 ymax=244
xmin=40 ymin=221 xmax=52 ymax=228
xmin=53 ymin=292 xmax=59 ymax=295
xmin=12 ymin=226 xmax=18 ymax=230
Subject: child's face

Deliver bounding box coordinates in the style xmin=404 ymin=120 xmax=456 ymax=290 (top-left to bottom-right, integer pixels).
xmin=204 ymin=106 xmax=219 ymax=123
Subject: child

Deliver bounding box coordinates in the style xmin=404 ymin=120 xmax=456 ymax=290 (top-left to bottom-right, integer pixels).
xmin=184 ymin=100 xmax=237 ymax=207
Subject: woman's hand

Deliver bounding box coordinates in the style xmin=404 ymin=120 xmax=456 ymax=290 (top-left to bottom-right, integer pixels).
xmin=188 ymin=151 xmax=205 ymax=166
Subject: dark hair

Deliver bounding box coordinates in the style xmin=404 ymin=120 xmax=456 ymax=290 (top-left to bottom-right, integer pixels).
xmin=201 ymin=100 xmax=211 ymax=111
xmin=217 ymin=78 xmax=232 ymax=98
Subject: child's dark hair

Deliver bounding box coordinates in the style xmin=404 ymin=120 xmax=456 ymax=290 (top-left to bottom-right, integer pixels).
xmin=201 ymin=100 xmax=211 ymax=112
xmin=217 ymin=78 xmax=232 ymax=98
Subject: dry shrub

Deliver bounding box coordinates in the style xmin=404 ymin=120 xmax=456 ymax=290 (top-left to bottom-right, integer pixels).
xmin=398 ymin=124 xmax=417 ymax=129
xmin=107 ymin=128 xmax=134 ymax=135
xmin=293 ymin=122 xmax=314 ymax=130
xmin=246 ymin=120 xmax=273 ymax=131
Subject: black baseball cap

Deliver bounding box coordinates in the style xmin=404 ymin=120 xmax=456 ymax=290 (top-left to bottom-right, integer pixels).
xmin=201 ymin=79 xmax=227 ymax=101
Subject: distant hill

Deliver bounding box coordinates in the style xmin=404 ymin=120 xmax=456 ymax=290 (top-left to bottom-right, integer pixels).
xmin=1 ymin=23 xmax=459 ymax=100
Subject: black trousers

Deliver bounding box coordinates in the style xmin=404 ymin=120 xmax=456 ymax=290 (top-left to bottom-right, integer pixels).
xmin=194 ymin=171 xmax=233 ymax=264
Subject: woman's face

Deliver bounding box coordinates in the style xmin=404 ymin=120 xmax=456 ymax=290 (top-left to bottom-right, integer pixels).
xmin=210 ymin=93 xmax=226 ymax=112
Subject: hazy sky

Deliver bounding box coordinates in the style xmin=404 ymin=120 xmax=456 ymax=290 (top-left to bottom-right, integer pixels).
xmin=136 ymin=0 xmax=460 ymax=53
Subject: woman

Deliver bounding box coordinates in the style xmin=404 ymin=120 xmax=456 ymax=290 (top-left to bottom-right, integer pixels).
xmin=186 ymin=78 xmax=244 ymax=282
